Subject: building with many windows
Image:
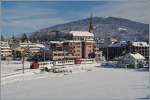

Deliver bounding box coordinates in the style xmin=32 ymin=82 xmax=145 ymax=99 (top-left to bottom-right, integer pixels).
xmin=99 ymin=41 xmax=149 ymax=63
xmin=49 ymin=31 xmax=102 ymax=62
xmin=12 ymin=41 xmax=45 ymax=59
xmin=1 ymin=41 xmax=12 ymax=59
xmin=118 ymin=53 xmax=146 ymax=68
xmin=19 ymin=42 xmax=45 ymax=53
xmin=130 ymin=42 xmax=149 ymax=63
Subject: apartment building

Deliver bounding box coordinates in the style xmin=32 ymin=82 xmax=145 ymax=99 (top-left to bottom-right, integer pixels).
xmin=49 ymin=41 xmax=67 ymax=60
xmin=11 ymin=41 xmax=45 ymax=59
xmin=99 ymin=41 xmax=149 ymax=63
xmin=49 ymin=31 xmax=102 ymax=62
xmin=99 ymin=41 xmax=128 ymax=60
xmin=19 ymin=42 xmax=45 ymax=53
xmin=64 ymin=40 xmax=82 ymax=59
xmin=49 ymin=40 xmax=82 ymax=60
xmin=1 ymin=41 xmax=12 ymax=58
xmin=130 ymin=42 xmax=149 ymax=63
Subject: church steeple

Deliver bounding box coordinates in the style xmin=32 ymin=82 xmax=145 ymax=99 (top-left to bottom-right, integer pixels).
xmin=88 ymin=14 xmax=94 ymax=33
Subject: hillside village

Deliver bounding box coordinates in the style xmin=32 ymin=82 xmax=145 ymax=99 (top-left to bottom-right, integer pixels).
xmin=1 ymin=16 xmax=149 ymax=70
xmin=1 ymin=1 xmax=149 ymax=99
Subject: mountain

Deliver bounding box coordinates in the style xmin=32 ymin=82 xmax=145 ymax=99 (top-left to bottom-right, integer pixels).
xmin=30 ymin=17 xmax=149 ymax=41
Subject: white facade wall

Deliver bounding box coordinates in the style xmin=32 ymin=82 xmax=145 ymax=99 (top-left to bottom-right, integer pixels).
xmin=1 ymin=42 xmax=12 ymax=57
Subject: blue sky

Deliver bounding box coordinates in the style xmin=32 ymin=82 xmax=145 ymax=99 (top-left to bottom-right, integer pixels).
xmin=1 ymin=1 xmax=149 ymax=38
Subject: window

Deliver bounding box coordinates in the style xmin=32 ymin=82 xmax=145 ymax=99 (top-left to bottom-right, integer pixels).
xmin=77 ymin=50 xmax=80 ymax=52
xmin=76 ymin=54 xmax=80 ymax=56
xmin=77 ymin=46 xmax=80 ymax=48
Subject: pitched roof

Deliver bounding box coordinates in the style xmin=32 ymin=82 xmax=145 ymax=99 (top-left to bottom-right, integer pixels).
xmin=69 ymin=31 xmax=94 ymax=37
xmin=130 ymin=53 xmax=145 ymax=60
xmin=132 ymin=42 xmax=149 ymax=47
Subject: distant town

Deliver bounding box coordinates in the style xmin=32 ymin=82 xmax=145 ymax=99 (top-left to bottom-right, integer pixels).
xmin=1 ymin=1 xmax=149 ymax=99
xmin=1 ymin=16 xmax=149 ymax=71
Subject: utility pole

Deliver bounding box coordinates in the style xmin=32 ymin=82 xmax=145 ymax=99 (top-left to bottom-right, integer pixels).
xmin=63 ymin=43 xmax=65 ymax=60
xmin=43 ymin=48 xmax=45 ymax=61
xmin=107 ymin=46 xmax=109 ymax=61
xmin=22 ymin=52 xmax=25 ymax=73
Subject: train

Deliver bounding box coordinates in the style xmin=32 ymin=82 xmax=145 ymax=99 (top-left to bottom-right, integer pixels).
xmin=37 ymin=59 xmax=96 ymax=69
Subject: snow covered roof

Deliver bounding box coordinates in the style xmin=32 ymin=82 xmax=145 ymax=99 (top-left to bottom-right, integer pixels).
xmin=35 ymin=44 xmax=45 ymax=48
xmin=20 ymin=42 xmax=45 ymax=48
xmin=50 ymin=41 xmax=63 ymax=44
xmin=130 ymin=53 xmax=145 ymax=60
xmin=64 ymin=40 xmax=81 ymax=43
xmin=99 ymin=41 xmax=127 ymax=48
xmin=109 ymin=42 xmax=127 ymax=47
xmin=118 ymin=27 xmax=127 ymax=31
xmin=132 ymin=42 xmax=149 ymax=47
xmin=69 ymin=31 xmax=94 ymax=37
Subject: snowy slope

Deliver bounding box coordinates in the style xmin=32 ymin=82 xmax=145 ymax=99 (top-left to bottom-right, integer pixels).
xmin=1 ymin=66 xmax=149 ymax=100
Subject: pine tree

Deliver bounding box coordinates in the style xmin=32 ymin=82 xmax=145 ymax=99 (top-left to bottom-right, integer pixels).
xmin=1 ymin=34 xmax=4 ymax=41
xmin=12 ymin=34 xmax=16 ymax=42
xmin=21 ymin=33 xmax=28 ymax=42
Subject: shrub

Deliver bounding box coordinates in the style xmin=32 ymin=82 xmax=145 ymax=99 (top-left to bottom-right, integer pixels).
xmin=137 ymin=63 xmax=143 ymax=68
xmin=127 ymin=64 xmax=135 ymax=68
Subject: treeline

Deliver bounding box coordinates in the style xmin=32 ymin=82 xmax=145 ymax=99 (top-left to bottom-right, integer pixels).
xmin=29 ymin=30 xmax=72 ymax=42
xmin=1 ymin=33 xmax=29 ymax=42
xmin=1 ymin=30 xmax=72 ymax=43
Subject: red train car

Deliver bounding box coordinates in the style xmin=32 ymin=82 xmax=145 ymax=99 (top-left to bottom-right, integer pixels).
xmin=74 ymin=58 xmax=81 ymax=64
xmin=30 ymin=61 xmax=39 ymax=69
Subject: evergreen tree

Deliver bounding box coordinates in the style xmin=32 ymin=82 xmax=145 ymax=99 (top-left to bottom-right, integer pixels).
xmin=1 ymin=34 xmax=4 ymax=41
xmin=12 ymin=34 xmax=16 ymax=42
xmin=21 ymin=33 xmax=28 ymax=42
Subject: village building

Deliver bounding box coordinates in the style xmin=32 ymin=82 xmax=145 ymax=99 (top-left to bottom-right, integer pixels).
xmin=19 ymin=42 xmax=45 ymax=53
xmin=11 ymin=41 xmax=45 ymax=59
xmin=98 ymin=41 xmax=149 ymax=63
xmin=99 ymin=41 xmax=128 ymax=60
xmin=1 ymin=41 xmax=12 ymax=59
xmin=130 ymin=42 xmax=149 ymax=63
xmin=49 ymin=31 xmax=102 ymax=62
xmin=118 ymin=53 xmax=145 ymax=68
xmin=49 ymin=41 xmax=67 ymax=60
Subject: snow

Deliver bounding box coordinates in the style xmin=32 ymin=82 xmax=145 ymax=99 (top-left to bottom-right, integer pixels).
xmin=1 ymin=61 xmax=31 ymax=77
xmin=69 ymin=31 xmax=94 ymax=37
xmin=118 ymin=27 xmax=127 ymax=31
xmin=132 ymin=42 xmax=149 ymax=47
xmin=1 ymin=62 xmax=149 ymax=100
xmin=130 ymin=53 xmax=145 ymax=60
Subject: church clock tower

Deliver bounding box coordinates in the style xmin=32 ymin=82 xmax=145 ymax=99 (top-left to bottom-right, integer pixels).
xmin=88 ymin=14 xmax=94 ymax=33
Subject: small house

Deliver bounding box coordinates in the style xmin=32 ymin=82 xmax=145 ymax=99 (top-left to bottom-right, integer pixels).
xmin=119 ymin=53 xmax=145 ymax=68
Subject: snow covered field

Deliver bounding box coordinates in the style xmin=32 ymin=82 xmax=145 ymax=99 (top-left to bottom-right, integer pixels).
xmin=1 ymin=61 xmax=31 ymax=77
xmin=1 ymin=61 xmax=149 ymax=100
